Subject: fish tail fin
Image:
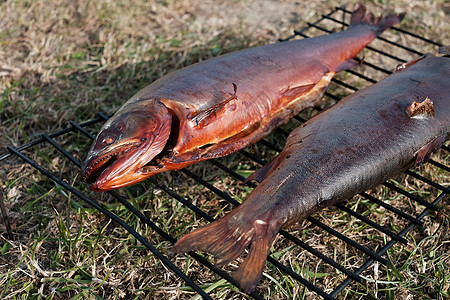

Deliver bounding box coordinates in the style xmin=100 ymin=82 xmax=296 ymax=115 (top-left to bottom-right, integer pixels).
xmin=233 ymin=226 xmax=275 ymax=293
xmin=170 ymin=209 xmax=281 ymax=293
xmin=169 ymin=212 xmax=254 ymax=266
xmin=350 ymin=4 xmax=405 ymax=37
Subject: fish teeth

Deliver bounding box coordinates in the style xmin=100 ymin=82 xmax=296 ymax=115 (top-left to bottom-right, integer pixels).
xmin=83 ymin=143 xmax=142 ymax=180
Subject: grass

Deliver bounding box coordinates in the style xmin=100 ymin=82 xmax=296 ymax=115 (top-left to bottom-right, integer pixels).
xmin=0 ymin=0 xmax=449 ymax=299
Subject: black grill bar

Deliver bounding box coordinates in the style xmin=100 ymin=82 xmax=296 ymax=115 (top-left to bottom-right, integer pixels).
xmin=0 ymin=117 xmax=103 ymax=162
xmin=278 ymin=230 xmax=364 ymax=283
xmin=280 ymin=6 xmax=341 ymax=42
xmin=329 ymin=191 xmax=447 ymax=298
xmin=405 ymin=170 xmax=450 ymax=194
xmin=5 ymin=145 xmax=213 ymax=300
xmin=382 ymin=181 xmax=440 ymax=211
xmin=293 ymin=29 xmax=394 ymax=75
xmin=264 ymin=255 xmax=335 ymax=300
xmin=1 ymin=6 xmax=447 ymax=299
xmin=360 ymin=192 xmax=423 ymax=226
xmin=305 ymin=22 xmax=408 ymax=63
xmin=322 ymin=15 xmax=425 ymax=56
xmin=44 ymin=121 xmax=267 ymax=298
xmin=180 ymin=168 xmax=364 ymax=284
xmin=148 ymin=176 xmax=214 ymax=222
xmin=70 ymin=121 xmax=96 ymax=140
xmin=41 ymin=134 xmax=82 ymax=167
xmin=344 ymin=68 xmax=378 ymax=83
xmin=336 ymin=6 xmax=443 ymax=47
xmin=335 ymin=204 xmax=408 ymax=244
xmin=306 ymin=216 xmax=388 ymax=265
xmin=428 ymin=159 xmax=450 ymax=172
xmin=330 ymin=77 xmax=360 ymax=91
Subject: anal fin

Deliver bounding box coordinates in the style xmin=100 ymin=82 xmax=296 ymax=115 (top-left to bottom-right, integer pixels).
xmin=415 ymin=134 xmax=446 ymax=167
xmin=280 ymin=83 xmax=316 ymax=102
xmin=335 ymin=57 xmax=362 ymax=72
xmin=244 ymin=159 xmax=277 ymax=184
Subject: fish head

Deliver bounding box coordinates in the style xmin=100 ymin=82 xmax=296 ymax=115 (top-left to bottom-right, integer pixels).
xmin=83 ymin=99 xmax=172 ymax=191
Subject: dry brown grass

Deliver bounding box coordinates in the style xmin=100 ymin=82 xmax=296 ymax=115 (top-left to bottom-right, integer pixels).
xmin=0 ymin=0 xmax=449 ymax=299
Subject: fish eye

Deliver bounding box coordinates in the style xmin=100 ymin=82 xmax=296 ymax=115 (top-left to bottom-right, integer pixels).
xmin=98 ymin=132 xmax=116 ymax=147
xmin=102 ymin=137 xmax=114 ymax=145
xmin=141 ymin=138 xmax=147 ymax=142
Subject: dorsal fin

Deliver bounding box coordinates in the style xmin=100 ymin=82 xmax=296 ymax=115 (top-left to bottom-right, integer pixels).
xmin=406 ymin=97 xmax=435 ymax=119
xmin=191 ymin=83 xmax=237 ymax=127
xmin=396 ymin=55 xmax=427 ymax=72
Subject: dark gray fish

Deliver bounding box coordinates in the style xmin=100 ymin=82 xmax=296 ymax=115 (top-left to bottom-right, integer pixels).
xmin=170 ymin=50 xmax=450 ymax=293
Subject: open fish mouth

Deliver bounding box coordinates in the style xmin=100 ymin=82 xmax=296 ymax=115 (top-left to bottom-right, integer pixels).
xmin=82 ymin=141 xmax=143 ymax=185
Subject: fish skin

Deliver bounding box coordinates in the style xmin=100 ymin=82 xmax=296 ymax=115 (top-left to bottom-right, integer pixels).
xmin=83 ymin=4 xmax=405 ymax=191
xmin=170 ymin=53 xmax=450 ymax=293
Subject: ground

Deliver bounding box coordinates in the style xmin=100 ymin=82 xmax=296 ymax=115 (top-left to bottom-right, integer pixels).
xmin=0 ymin=0 xmax=449 ymax=299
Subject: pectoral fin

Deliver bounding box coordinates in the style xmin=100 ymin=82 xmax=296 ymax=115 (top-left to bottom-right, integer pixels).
xmin=415 ymin=134 xmax=446 ymax=167
xmin=191 ymin=83 xmax=237 ymax=127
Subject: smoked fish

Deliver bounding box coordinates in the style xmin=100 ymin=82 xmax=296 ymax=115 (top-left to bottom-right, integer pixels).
xmin=83 ymin=5 xmax=404 ymax=191
xmin=170 ymin=50 xmax=450 ymax=293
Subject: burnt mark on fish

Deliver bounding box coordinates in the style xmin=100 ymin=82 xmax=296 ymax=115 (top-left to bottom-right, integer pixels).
xmin=406 ymin=97 xmax=435 ymax=118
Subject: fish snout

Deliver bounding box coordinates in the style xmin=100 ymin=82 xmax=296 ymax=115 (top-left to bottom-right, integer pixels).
xmin=82 ymin=99 xmax=173 ymax=191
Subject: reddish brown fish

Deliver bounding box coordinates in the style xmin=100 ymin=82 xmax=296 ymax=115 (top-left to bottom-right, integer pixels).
xmin=83 ymin=5 xmax=404 ymax=191
xmin=170 ymin=51 xmax=450 ymax=293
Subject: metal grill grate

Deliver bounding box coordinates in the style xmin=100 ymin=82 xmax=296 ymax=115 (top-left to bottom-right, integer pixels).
xmin=1 ymin=6 xmax=448 ymax=299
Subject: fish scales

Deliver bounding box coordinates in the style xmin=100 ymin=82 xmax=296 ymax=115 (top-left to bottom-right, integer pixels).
xmin=83 ymin=5 xmax=404 ymax=191
xmin=170 ymin=53 xmax=450 ymax=293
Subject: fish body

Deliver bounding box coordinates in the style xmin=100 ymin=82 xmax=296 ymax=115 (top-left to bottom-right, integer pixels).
xmin=83 ymin=5 xmax=404 ymax=191
xmin=170 ymin=52 xmax=450 ymax=293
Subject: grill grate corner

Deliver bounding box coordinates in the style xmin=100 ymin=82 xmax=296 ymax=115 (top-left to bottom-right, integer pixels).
xmin=1 ymin=6 xmax=448 ymax=299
